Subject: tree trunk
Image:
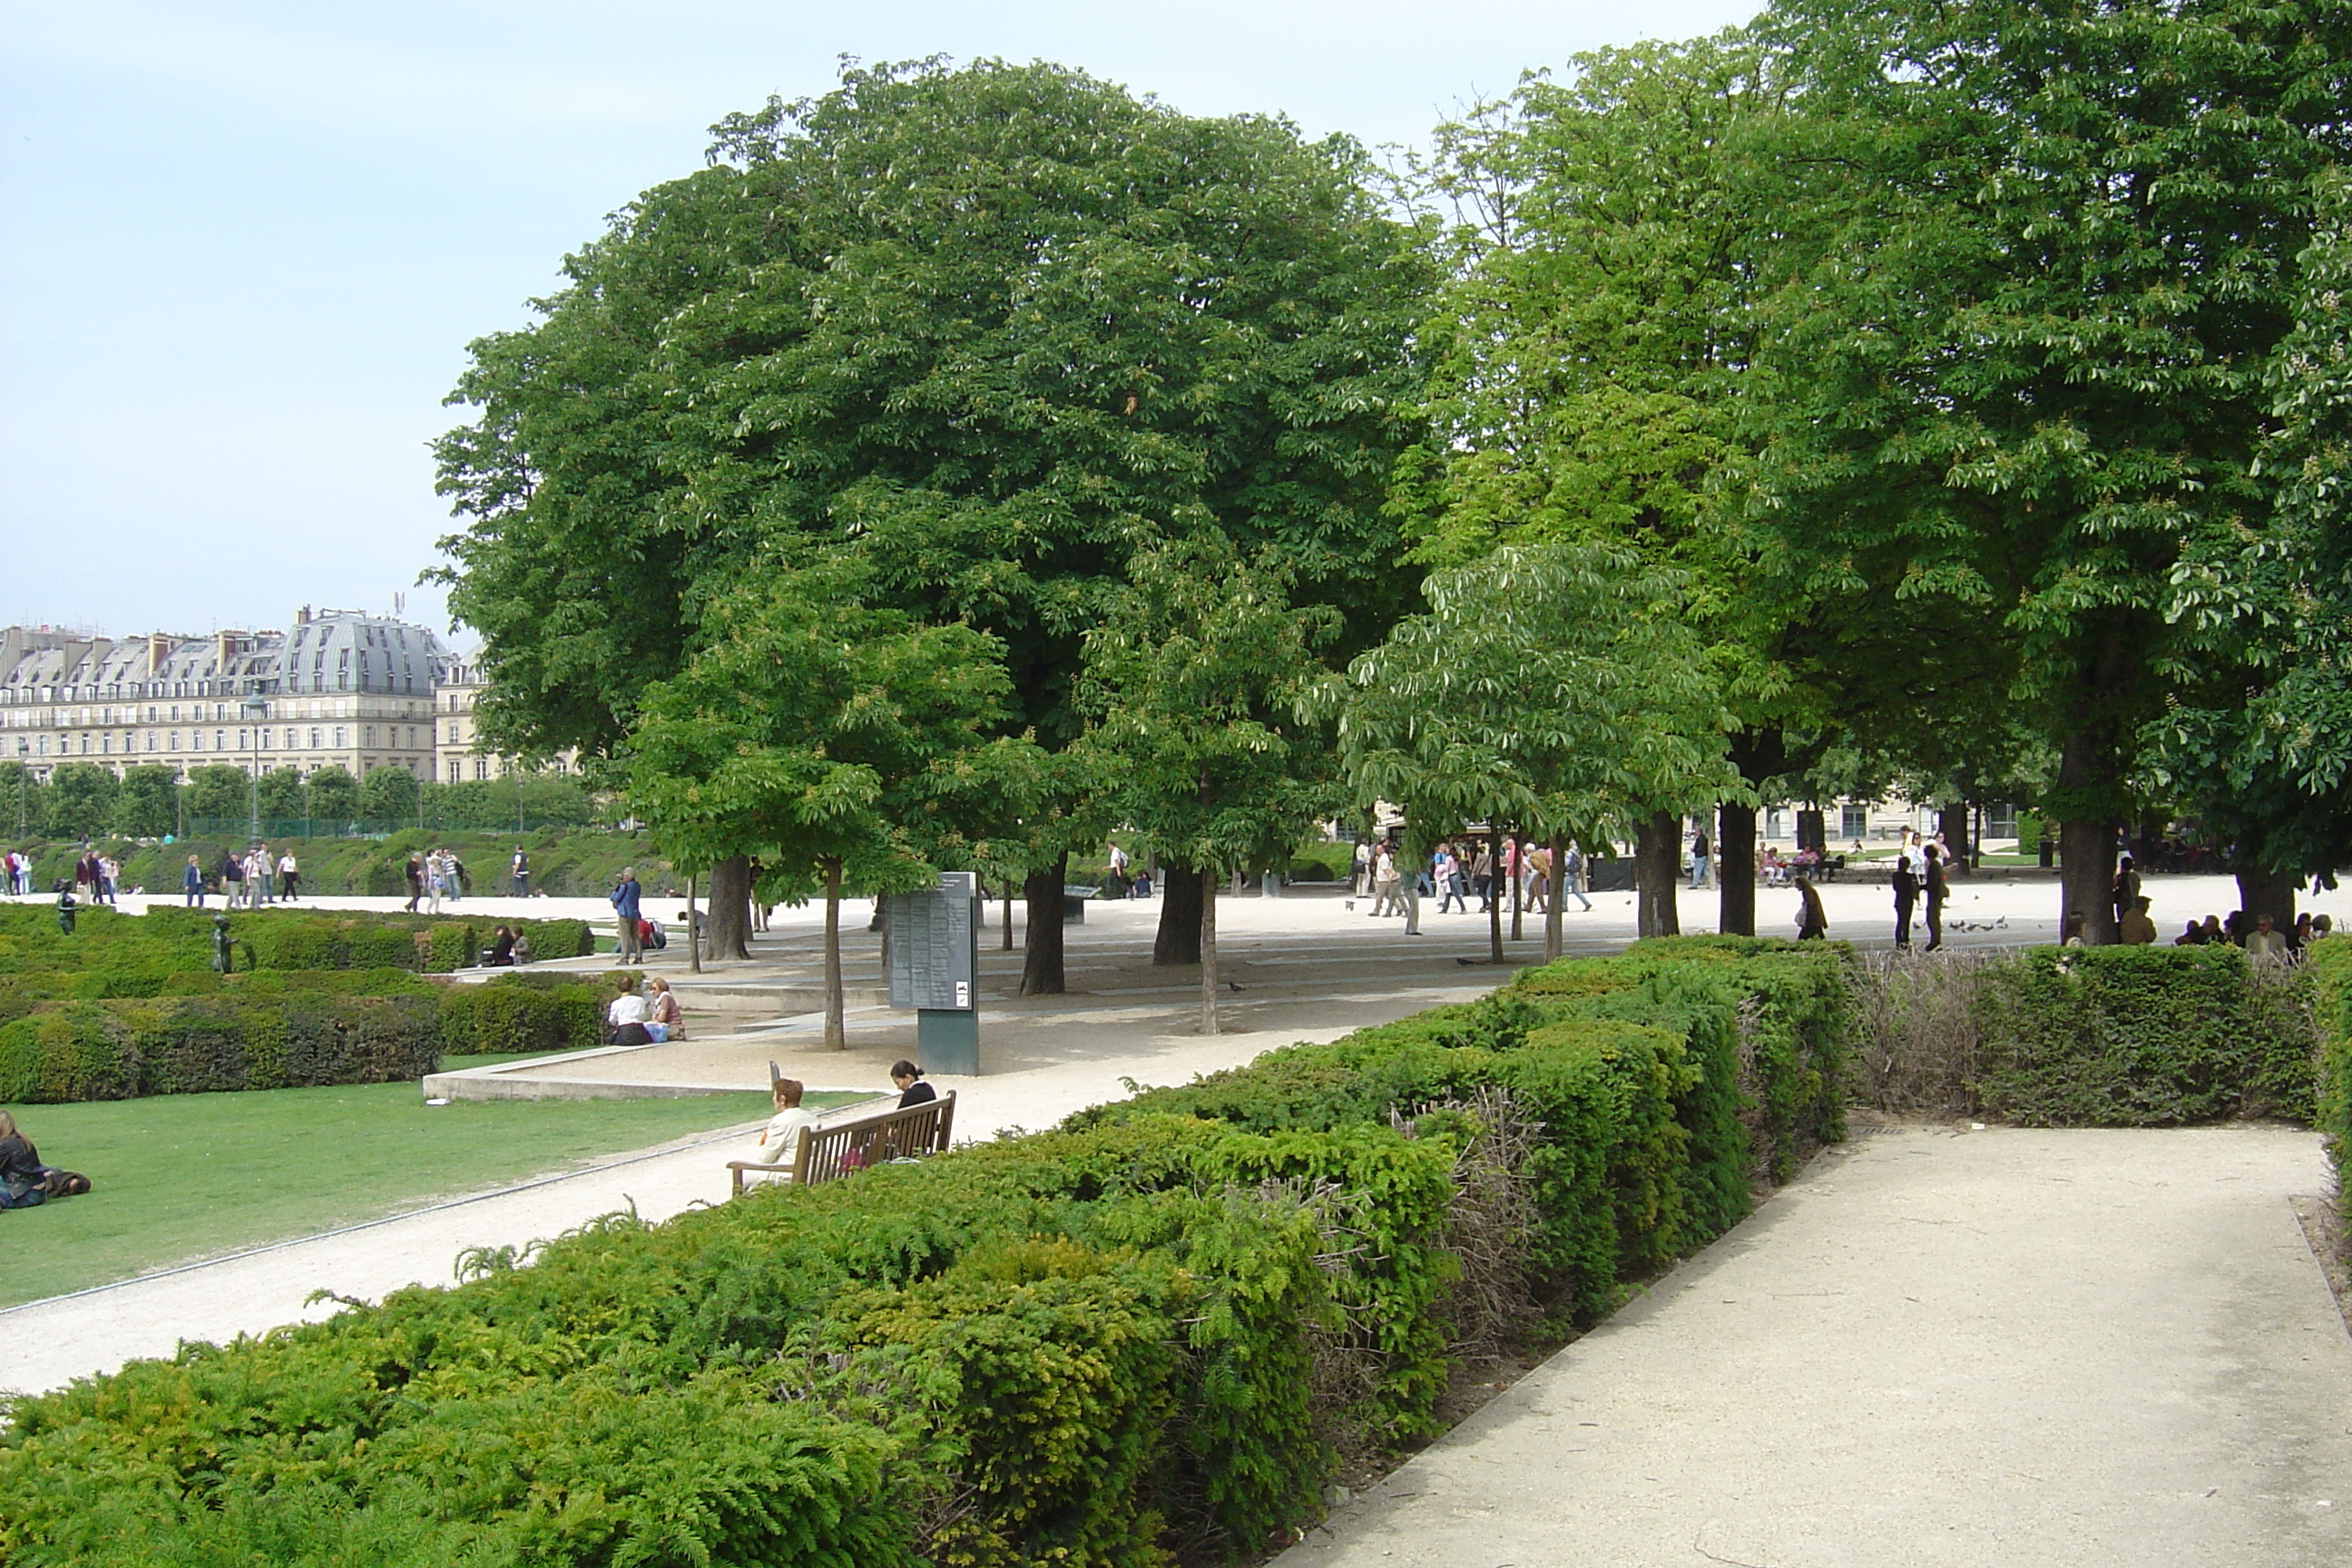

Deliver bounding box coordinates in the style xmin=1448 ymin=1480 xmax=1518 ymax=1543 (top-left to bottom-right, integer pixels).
xmin=1001 ymin=886 xmax=1014 ymax=951
xmin=686 ymin=873 xmax=701 ymax=974
xmin=1938 ymin=802 xmax=1972 ymax=876
xmin=1200 ymin=873 xmax=1220 ymax=1034
xmin=1019 ymin=854 xmax=1068 ymax=995
xmin=1544 ymin=832 xmax=1565 ymax=961
xmin=1154 ymin=866 xmax=1203 ymax=965
xmin=1487 ymin=828 xmax=1505 ymax=963
xmin=705 ymin=855 xmax=754 ymax=960
xmin=1718 ymin=801 xmax=1757 ymax=936
xmin=1635 ymin=810 xmax=1681 ymax=937
xmin=2236 ymin=866 xmax=2298 ymax=934
xmin=1509 ymin=831 xmax=1524 ymax=943
xmin=821 ymin=858 xmax=845 ymax=1051
xmin=2058 ymin=818 xmax=2118 ymax=945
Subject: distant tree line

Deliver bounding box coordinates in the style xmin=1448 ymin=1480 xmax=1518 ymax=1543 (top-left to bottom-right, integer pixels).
xmin=0 ymin=760 xmax=598 ymax=843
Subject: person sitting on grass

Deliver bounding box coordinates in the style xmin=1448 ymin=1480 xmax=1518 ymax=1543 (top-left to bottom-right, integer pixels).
xmin=2118 ymin=896 xmax=2158 ymax=946
xmin=0 ymin=1112 xmax=90 ymax=1210
xmin=739 ymin=1078 xmax=823 ymax=1185
xmin=646 ymin=976 xmax=682 ymax=1042
xmin=607 ymin=975 xmax=652 ymax=1046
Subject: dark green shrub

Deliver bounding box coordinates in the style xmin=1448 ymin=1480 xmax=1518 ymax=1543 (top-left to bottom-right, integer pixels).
xmin=0 ymin=943 xmax=1851 ymax=1565
xmin=0 ymin=995 xmax=441 ymax=1102
xmin=1973 ymin=946 xmax=2318 ymax=1125
xmin=439 ymin=977 xmax=606 ymax=1056
xmin=2307 ymin=937 xmax=2352 ymax=1212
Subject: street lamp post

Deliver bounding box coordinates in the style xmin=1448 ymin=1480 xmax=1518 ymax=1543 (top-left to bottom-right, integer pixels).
xmin=241 ymin=697 xmax=266 ymax=844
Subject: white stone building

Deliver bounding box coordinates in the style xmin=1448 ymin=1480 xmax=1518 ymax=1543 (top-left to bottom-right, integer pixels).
xmin=0 ymin=611 xmax=447 ymax=783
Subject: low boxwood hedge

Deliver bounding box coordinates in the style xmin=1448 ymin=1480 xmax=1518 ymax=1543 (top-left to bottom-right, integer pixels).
xmin=2306 ymin=936 xmax=2352 ymax=1213
xmin=0 ymin=969 xmax=626 ymax=1102
xmin=1969 ymin=945 xmax=2318 ymax=1126
xmin=0 ymin=994 xmax=442 ymax=1101
xmin=0 ymin=938 xmax=1847 ymax=1566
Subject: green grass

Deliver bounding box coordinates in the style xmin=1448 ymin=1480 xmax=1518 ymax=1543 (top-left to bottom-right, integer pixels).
xmin=0 ymin=1083 xmax=863 ymax=1308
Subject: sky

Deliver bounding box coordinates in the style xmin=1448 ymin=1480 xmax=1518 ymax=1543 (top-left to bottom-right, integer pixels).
xmin=1 ymin=0 xmax=1762 ymax=646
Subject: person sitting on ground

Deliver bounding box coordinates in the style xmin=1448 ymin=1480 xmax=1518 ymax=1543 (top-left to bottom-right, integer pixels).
xmin=2245 ymin=915 xmax=2290 ymax=965
xmin=891 ymin=1059 xmax=936 ymax=1107
xmin=607 ymin=975 xmax=652 ymax=1045
xmin=646 ymin=975 xmax=682 ymax=1042
xmin=512 ymin=930 xmax=534 ymax=965
xmin=1793 ymin=877 xmax=1828 ymax=941
xmin=0 ymin=1112 xmax=89 ymax=1210
xmin=2063 ymin=912 xmax=2088 ymax=947
xmin=740 ymin=1078 xmax=824 ymax=1185
xmin=2200 ymin=914 xmax=2225 ymax=946
xmin=486 ymin=925 xmax=517 ymax=966
xmin=2118 ymin=896 xmax=2159 ymax=946
xmin=2174 ymin=919 xmax=2209 ymax=946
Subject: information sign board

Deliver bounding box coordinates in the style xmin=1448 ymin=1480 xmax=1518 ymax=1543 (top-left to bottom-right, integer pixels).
xmin=887 ymin=871 xmax=977 ymax=1012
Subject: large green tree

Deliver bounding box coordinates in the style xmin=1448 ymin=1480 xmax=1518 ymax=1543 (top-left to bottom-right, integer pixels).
xmin=1740 ymin=0 xmax=2352 ymax=939
xmin=182 ymin=765 xmax=249 ymax=825
xmin=625 ymin=559 xmax=1039 ymax=1046
xmin=2147 ymin=170 xmax=2352 ymax=922
xmin=435 ymin=57 xmax=1431 ymax=982
xmin=1331 ymin=541 xmax=1736 ymax=948
xmin=1076 ymin=537 xmax=1337 ymax=1033
xmin=112 ymin=765 xmax=180 ymax=839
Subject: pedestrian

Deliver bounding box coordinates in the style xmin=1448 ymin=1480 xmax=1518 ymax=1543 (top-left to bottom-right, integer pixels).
xmin=1794 ymin=877 xmax=1828 ymax=940
xmin=1558 ymin=842 xmax=1592 ymax=912
xmin=1527 ymin=842 xmax=1552 ymax=913
xmin=1105 ymin=839 xmax=1130 ymax=900
xmin=218 ymin=849 xmax=244 ymax=908
xmin=1353 ymin=839 xmax=1372 ymax=897
xmin=2111 ymin=856 xmax=2141 ymax=932
xmin=1921 ymin=842 xmax=1948 ymax=952
xmin=1370 ymin=843 xmax=1401 ymax=917
xmin=278 ymin=849 xmax=299 ymax=901
xmin=1891 ymin=834 xmax=1918 ymax=949
xmin=182 ymin=854 xmax=204 ymax=907
xmin=403 ymin=853 xmax=425 ymax=913
xmin=426 ymin=848 xmax=446 ymax=914
xmin=97 ymin=854 xmax=119 ymax=905
xmin=612 ymin=867 xmax=644 ymax=963
xmin=510 ymin=847 xmax=531 ymax=898
xmin=1436 ymin=843 xmax=1466 ymax=914
xmin=1472 ymin=841 xmax=1495 ymax=913
xmin=1689 ymin=824 xmax=1711 ymax=889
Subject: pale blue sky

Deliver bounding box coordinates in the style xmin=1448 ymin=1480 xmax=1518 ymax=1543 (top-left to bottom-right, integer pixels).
xmin=2 ymin=1 xmax=1759 ymax=642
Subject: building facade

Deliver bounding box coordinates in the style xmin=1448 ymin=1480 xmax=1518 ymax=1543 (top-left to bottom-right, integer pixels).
xmin=0 ymin=611 xmax=451 ymax=784
xmin=434 ymin=656 xmax=575 ymax=783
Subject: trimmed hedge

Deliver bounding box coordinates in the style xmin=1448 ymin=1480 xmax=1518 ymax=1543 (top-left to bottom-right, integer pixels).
xmin=0 ymin=970 xmax=626 ymax=1102
xmin=2308 ymin=937 xmax=2352 ymax=1214
xmin=0 ymin=995 xmax=442 ymax=1101
xmin=0 ymin=905 xmax=595 ymax=1004
xmin=1969 ymin=945 xmax=2318 ymax=1126
xmin=0 ymin=938 xmax=1847 ymax=1566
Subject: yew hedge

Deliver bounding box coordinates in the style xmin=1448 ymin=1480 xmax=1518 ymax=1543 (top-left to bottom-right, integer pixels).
xmin=0 ymin=937 xmax=1847 ymax=1567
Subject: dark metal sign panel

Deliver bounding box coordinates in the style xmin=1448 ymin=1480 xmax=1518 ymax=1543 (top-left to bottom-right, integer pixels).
xmin=887 ymin=871 xmax=977 ymax=1011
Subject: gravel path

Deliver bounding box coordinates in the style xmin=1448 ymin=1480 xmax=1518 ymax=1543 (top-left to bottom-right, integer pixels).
xmin=1282 ymin=1125 xmax=2351 ymax=1568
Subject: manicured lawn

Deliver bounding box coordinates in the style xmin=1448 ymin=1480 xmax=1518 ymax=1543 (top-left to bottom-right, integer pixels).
xmin=0 ymin=1080 xmax=860 ymax=1308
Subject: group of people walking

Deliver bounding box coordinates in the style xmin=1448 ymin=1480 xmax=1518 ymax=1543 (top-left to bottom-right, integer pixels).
xmin=181 ymin=846 xmax=299 ymax=906
xmin=402 ymin=848 xmax=466 ymax=913
xmin=1354 ymin=835 xmax=1592 ymax=920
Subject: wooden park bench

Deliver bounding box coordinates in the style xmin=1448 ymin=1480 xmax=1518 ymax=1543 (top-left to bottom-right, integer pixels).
xmin=727 ymin=1091 xmax=956 ymax=1195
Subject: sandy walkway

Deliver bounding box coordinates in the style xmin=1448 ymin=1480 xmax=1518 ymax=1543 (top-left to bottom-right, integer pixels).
xmin=1282 ymin=1125 xmax=2351 ymax=1568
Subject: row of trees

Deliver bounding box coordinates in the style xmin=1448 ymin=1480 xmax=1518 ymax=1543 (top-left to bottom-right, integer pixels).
xmin=436 ymin=5 xmax=2352 ymax=1028
xmin=0 ymin=760 xmax=598 ymax=843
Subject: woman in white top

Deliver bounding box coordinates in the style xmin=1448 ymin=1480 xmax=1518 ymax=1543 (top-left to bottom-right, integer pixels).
xmin=607 ymin=977 xmax=652 ymax=1045
xmin=740 ymin=1079 xmax=823 ymax=1184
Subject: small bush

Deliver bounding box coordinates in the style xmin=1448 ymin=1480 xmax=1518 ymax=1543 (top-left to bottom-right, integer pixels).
xmin=438 ymin=976 xmax=608 ymax=1056
xmin=0 ymin=995 xmax=442 ymax=1102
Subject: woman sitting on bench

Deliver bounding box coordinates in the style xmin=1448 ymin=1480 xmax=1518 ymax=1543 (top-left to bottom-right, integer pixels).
xmin=739 ymin=1078 xmax=823 ymax=1185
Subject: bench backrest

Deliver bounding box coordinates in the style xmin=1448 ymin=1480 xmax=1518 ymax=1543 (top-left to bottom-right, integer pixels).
xmin=791 ymin=1091 xmax=956 ymax=1185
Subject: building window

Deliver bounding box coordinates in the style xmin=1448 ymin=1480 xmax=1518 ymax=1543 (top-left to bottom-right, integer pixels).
xmin=309 ymin=728 xmax=321 ymax=749
xmin=334 ymin=727 xmax=347 ymax=749
xmin=215 ymin=730 xmax=226 ymax=751
xmin=475 ymin=758 xmax=489 ymax=780
xmin=99 ymin=734 xmax=110 ymax=754
xmin=169 ymin=732 xmax=179 ymax=751
xmin=144 ymin=732 xmax=156 ymax=752
xmin=363 ymin=725 xmax=377 ymax=749
xmin=1840 ymin=804 xmax=1869 ymax=841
